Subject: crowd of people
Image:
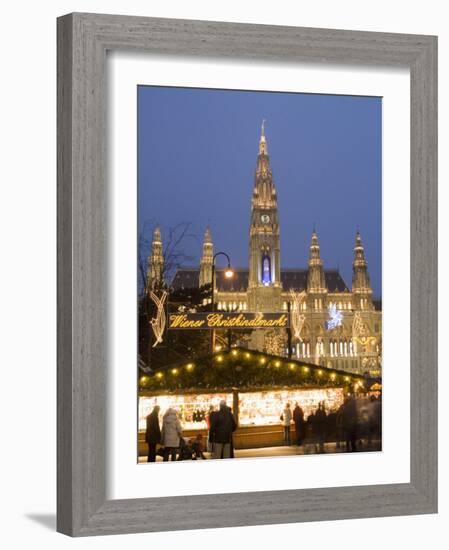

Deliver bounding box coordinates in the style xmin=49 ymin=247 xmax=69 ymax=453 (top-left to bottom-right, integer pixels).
xmin=281 ymin=394 xmax=382 ymax=452
xmin=145 ymin=399 xmax=237 ymax=462
xmin=145 ymin=394 xmax=382 ymax=462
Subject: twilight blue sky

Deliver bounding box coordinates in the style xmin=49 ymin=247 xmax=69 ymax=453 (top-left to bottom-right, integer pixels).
xmin=138 ymin=86 xmax=382 ymax=298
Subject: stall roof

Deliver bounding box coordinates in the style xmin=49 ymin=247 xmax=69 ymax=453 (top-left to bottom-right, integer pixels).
xmin=139 ymin=347 xmax=372 ymax=393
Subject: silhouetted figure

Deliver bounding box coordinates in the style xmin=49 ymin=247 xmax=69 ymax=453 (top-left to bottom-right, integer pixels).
xmin=314 ymin=402 xmax=327 ymax=453
xmin=335 ymin=404 xmax=344 ymax=449
xmin=293 ymin=402 xmax=305 ymax=445
xmin=191 ymin=434 xmax=207 ymax=460
xmin=210 ymin=400 xmax=237 ymax=459
xmin=341 ymin=396 xmax=358 ymax=452
xmin=145 ymin=405 xmax=161 ymax=462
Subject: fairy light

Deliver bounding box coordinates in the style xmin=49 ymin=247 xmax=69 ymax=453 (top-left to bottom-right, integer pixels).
xmin=186 ymin=363 xmax=194 ymax=371
xmin=274 ymin=360 xmax=281 ymax=367
xmin=216 ymin=355 xmax=223 ymax=362
xmin=303 ymin=366 xmax=309 ymax=373
xmin=317 ymin=370 xmax=323 ymax=376
xmin=155 ymin=372 xmax=163 ymax=379
xmin=171 ymin=368 xmax=178 ymax=375
xmin=289 ymin=363 xmax=295 ymax=370
xmin=231 ymin=349 xmax=238 ymax=357
xmin=245 ymin=352 xmax=251 ymax=359
xmin=259 ymin=357 xmax=266 ymax=365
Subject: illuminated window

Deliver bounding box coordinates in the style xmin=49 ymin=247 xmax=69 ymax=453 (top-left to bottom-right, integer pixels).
xmin=261 ymin=254 xmax=271 ymax=285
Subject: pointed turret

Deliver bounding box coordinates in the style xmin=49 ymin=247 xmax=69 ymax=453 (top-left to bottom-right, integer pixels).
xmin=199 ymin=226 xmax=214 ymax=288
xmin=307 ymin=230 xmax=327 ymax=294
xmin=146 ymin=226 xmax=164 ymax=291
xmin=352 ymin=231 xmax=373 ymax=308
xmin=352 ymin=231 xmax=372 ymax=290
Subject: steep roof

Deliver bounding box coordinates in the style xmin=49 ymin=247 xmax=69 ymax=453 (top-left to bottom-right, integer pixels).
xmin=171 ymin=267 xmax=349 ymax=293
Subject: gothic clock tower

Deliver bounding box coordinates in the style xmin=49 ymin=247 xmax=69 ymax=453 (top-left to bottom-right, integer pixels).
xmin=247 ymin=121 xmax=282 ymax=311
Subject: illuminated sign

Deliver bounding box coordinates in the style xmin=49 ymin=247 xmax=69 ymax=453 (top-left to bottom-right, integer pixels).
xmin=168 ymin=312 xmax=289 ymax=330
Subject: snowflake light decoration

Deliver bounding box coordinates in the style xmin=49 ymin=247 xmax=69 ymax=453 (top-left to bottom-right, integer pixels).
xmin=326 ymin=303 xmax=343 ymax=331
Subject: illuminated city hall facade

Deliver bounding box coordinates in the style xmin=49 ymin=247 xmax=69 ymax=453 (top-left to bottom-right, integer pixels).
xmin=148 ymin=124 xmax=382 ymax=377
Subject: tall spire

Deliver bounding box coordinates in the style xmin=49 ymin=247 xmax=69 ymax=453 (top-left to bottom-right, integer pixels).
xmin=307 ymin=229 xmax=326 ymax=293
xmin=199 ymin=226 xmax=214 ymax=288
xmin=248 ymin=122 xmax=282 ymax=311
xmin=259 ymin=118 xmax=268 ymax=155
xmin=146 ymin=225 xmax=164 ymax=291
xmin=252 ymin=119 xmax=276 ymax=209
xmin=352 ymin=230 xmax=372 ymax=294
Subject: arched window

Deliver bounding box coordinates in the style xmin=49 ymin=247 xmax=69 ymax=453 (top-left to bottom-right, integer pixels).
xmin=261 ymin=254 xmax=271 ymax=285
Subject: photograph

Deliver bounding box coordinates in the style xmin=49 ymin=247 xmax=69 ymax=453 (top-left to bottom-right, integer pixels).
xmin=137 ymin=85 xmax=382 ymax=463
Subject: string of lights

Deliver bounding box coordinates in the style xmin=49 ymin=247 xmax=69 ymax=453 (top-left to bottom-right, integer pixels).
xmin=139 ymin=347 xmax=370 ymax=390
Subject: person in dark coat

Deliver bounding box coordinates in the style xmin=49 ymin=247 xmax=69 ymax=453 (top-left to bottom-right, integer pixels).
xmin=314 ymin=402 xmax=327 ymax=453
xmin=145 ymin=405 xmax=161 ymax=462
xmin=293 ymin=402 xmax=305 ymax=445
xmin=206 ymin=405 xmax=216 ymax=454
xmin=341 ymin=395 xmax=358 ymax=452
xmin=210 ymin=400 xmax=237 ymax=459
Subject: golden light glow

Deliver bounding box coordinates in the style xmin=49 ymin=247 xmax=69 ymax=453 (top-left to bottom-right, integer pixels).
xmin=138 ymin=388 xmax=346 ymax=432
xmin=303 ymin=366 xmax=309 ymax=373
xmin=186 ymin=363 xmax=194 ymax=371
xmin=289 ymin=363 xmax=295 ymax=370
xmin=245 ymin=352 xmax=251 ymax=359
xmin=274 ymin=361 xmax=281 ymax=367
xmin=231 ymin=349 xmax=238 ymax=356
xmin=259 ymin=357 xmax=266 ymax=364
xmin=317 ymin=370 xmax=323 ymax=376
xmin=344 ymin=376 xmax=350 ymax=382
xmin=140 ymin=376 xmax=148 ymax=383
xmin=224 ymin=268 xmax=234 ymax=279
xmin=171 ymin=368 xmax=178 ymax=375
xmin=155 ymin=372 xmax=163 ymax=379
xmin=330 ymin=373 xmax=336 ymax=381
xmin=214 ymin=345 xmax=222 ymax=351
xmin=216 ymin=355 xmax=223 ymax=362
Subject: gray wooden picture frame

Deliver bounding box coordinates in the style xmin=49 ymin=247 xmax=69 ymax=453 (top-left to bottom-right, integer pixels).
xmin=57 ymin=12 xmax=438 ymax=537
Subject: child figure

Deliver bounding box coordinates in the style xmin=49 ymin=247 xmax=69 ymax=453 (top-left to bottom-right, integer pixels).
xmin=191 ymin=434 xmax=207 ymax=460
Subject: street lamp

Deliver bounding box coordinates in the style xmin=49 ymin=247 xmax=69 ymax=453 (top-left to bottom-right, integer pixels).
xmin=211 ymin=251 xmax=234 ymax=351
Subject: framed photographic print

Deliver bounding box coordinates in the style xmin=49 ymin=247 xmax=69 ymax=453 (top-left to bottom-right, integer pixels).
xmin=57 ymin=13 xmax=437 ymax=536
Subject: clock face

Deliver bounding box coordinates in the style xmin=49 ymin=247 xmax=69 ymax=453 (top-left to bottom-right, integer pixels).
xmin=261 ymin=214 xmax=270 ymax=224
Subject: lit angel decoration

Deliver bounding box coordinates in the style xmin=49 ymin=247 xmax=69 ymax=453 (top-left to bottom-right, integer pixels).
xmin=352 ymin=311 xmax=374 ymax=355
xmin=352 ymin=311 xmax=367 ymax=338
xmin=289 ymin=290 xmax=306 ymax=340
xmin=150 ymin=290 xmax=168 ymax=347
xmin=326 ymin=303 xmax=343 ymax=331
